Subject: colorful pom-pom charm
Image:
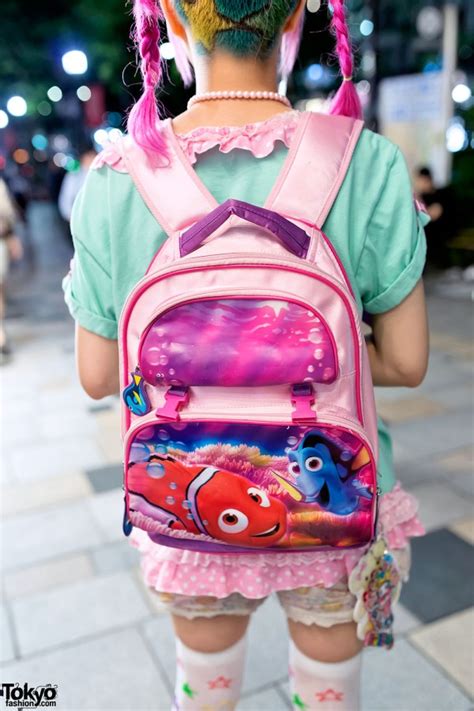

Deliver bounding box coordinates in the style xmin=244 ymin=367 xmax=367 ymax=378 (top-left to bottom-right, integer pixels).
xmin=348 ymin=537 xmax=401 ymax=649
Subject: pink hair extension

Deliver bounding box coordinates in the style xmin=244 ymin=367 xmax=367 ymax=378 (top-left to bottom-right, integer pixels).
xmin=167 ymin=27 xmax=194 ymax=87
xmin=328 ymin=0 xmax=362 ymax=119
xmin=128 ymin=0 xmax=168 ymax=161
xmin=279 ymin=8 xmax=305 ymax=79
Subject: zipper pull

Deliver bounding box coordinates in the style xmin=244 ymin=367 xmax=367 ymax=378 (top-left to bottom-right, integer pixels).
xmin=156 ymin=385 xmax=190 ymax=421
xmin=291 ymin=382 xmax=317 ymax=424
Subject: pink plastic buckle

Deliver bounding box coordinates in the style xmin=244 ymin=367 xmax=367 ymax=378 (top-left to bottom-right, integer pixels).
xmin=291 ymin=383 xmax=317 ymax=424
xmin=156 ymin=386 xmax=189 ymax=421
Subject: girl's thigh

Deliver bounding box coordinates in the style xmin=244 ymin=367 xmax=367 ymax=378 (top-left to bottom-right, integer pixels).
xmin=154 ymin=591 xmax=266 ymax=653
xmin=277 ymin=546 xmax=412 ymax=662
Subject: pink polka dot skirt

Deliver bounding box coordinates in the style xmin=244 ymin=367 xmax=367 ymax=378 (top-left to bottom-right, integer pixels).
xmin=129 ymin=483 xmax=424 ymax=598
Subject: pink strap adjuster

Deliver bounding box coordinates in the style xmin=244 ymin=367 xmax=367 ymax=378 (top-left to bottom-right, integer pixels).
xmin=156 ymin=386 xmax=189 ymax=421
xmin=291 ymin=383 xmax=317 ymax=424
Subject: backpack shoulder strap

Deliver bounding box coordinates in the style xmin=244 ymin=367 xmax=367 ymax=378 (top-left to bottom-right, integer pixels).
xmin=265 ymin=112 xmax=364 ymax=229
xmin=117 ymin=119 xmax=217 ymax=238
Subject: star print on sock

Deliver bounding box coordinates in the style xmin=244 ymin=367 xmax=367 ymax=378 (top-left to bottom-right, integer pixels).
xmin=315 ymin=688 xmax=344 ymax=702
xmin=181 ymin=682 xmax=196 ymax=698
xmin=207 ymin=675 xmax=232 ymax=689
xmin=292 ymin=693 xmax=308 ymax=709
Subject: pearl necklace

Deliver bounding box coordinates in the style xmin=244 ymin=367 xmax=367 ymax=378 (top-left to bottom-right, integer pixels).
xmin=188 ymin=90 xmax=292 ymax=110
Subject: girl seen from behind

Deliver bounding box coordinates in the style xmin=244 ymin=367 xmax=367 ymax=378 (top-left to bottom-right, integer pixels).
xmin=64 ymin=1 xmax=429 ymax=708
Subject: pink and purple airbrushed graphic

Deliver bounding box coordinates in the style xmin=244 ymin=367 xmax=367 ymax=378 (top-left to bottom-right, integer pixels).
xmin=139 ymin=298 xmax=338 ymax=387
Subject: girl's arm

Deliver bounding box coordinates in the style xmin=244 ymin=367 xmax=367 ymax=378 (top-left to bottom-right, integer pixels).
xmin=365 ymin=278 xmax=429 ymax=387
xmin=76 ymin=324 xmax=119 ymax=399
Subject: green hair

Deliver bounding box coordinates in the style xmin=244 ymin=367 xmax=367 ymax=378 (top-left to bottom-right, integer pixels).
xmin=175 ymin=0 xmax=299 ymax=57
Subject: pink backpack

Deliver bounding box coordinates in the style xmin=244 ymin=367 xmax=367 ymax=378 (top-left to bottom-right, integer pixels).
xmin=119 ymin=111 xmax=379 ymax=554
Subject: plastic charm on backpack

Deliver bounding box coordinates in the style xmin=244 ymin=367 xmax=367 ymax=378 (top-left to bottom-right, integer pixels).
xmin=348 ymin=537 xmax=402 ymax=649
xmin=123 ymin=368 xmax=151 ymax=416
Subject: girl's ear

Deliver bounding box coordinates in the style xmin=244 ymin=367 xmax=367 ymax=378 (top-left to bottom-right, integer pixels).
xmin=161 ymin=0 xmax=188 ymax=41
xmin=284 ymin=0 xmax=306 ymax=33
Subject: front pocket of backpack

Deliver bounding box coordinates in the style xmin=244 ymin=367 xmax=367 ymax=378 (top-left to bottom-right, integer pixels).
xmin=137 ymin=295 xmax=339 ymax=388
xmin=124 ymin=415 xmax=376 ymax=553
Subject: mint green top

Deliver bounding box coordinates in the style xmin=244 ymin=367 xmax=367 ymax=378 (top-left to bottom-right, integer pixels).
xmin=63 ymin=119 xmax=428 ymax=494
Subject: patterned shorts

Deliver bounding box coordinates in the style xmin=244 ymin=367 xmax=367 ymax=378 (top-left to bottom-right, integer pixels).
xmin=153 ymin=547 xmax=411 ymax=628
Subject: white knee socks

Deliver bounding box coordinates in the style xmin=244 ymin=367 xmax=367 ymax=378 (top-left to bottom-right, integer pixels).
xmin=289 ymin=639 xmax=362 ymax=711
xmin=172 ymin=635 xmax=247 ymax=711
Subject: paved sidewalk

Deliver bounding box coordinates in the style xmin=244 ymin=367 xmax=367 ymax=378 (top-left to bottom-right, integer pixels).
xmin=1 ymin=203 xmax=473 ymax=710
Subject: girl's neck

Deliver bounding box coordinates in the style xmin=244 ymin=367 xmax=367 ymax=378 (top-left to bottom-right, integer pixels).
xmin=172 ymin=49 xmax=292 ymax=134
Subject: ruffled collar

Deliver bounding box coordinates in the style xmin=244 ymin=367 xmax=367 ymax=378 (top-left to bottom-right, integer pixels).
xmin=92 ymin=110 xmax=301 ymax=173
xmin=174 ymin=109 xmax=300 ymax=164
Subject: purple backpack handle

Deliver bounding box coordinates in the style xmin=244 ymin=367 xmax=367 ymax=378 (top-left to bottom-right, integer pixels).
xmin=179 ymin=198 xmax=310 ymax=259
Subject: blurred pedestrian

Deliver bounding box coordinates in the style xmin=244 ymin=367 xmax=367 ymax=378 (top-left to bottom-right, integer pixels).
xmin=5 ymin=163 xmax=31 ymax=223
xmin=58 ymin=147 xmax=96 ymax=223
xmin=46 ymin=159 xmax=66 ymax=207
xmin=414 ymin=166 xmax=456 ymax=270
xmin=0 ymin=178 xmax=23 ymax=363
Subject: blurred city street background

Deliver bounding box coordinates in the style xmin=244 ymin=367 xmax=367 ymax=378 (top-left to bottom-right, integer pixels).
xmin=1 ymin=0 xmax=474 ymax=709
xmin=0 ymin=199 xmax=472 ymax=710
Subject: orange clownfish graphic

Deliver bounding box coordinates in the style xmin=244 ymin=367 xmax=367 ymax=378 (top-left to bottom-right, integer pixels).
xmin=127 ymin=455 xmax=287 ymax=548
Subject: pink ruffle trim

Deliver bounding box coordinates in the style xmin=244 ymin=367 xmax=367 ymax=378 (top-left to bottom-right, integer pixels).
xmin=129 ymin=482 xmax=425 ymax=599
xmin=91 ymin=141 xmax=128 ymax=174
xmin=176 ymin=110 xmax=300 ymax=165
xmin=91 ymin=111 xmax=300 ymax=173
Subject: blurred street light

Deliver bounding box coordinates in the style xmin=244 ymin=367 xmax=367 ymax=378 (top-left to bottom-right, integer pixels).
xmin=37 ymin=101 xmax=52 ymax=116
xmin=62 ymin=50 xmax=88 ymax=75
xmin=360 ymin=20 xmax=374 ymax=37
xmin=13 ymin=149 xmax=29 ymax=164
xmin=0 ymin=110 xmax=8 ymax=128
xmin=416 ymin=6 xmax=443 ymax=40
xmin=304 ymin=63 xmax=324 ymax=89
xmin=93 ymin=128 xmax=108 ymax=147
xmin=452 ymin=84 xmax=472 ymax=103
xmin=33 ymin=150 xmax=48 ymax=162
xmin=7 ymin=96 xmax=27 ymax=117
xmin=76 ymin=85 xmax=92 ymax=102
xmin=32 ymin=134 xmax=48 ymax=150
xmin=53 ymin=152 xmax=68 ymax=167
xmin=160 ymin=42 xmax=175 ymax=61
xmin=52 ymin=135 xmax=69 ymax=151
xmin=108 ymin=128 xmax=123 ymax=142
xmin=446 ymin=120 xmax=468 ymax=152
xmin=47 ymin=86 xmax=63 ymax=102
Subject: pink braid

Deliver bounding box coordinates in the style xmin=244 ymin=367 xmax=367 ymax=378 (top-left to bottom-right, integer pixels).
xmin=127 ymin=0 xmax=168 ymax=161
xmin=328 ymin=0 xmax=362 ymax=120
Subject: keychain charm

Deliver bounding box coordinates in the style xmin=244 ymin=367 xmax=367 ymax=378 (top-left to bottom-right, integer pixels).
xmin=348 ymin=538 xmax=401 ymax=649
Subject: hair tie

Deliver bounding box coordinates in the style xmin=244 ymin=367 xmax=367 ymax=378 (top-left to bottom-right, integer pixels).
xmin=343 ymin=75 xmax=353 ymax=82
